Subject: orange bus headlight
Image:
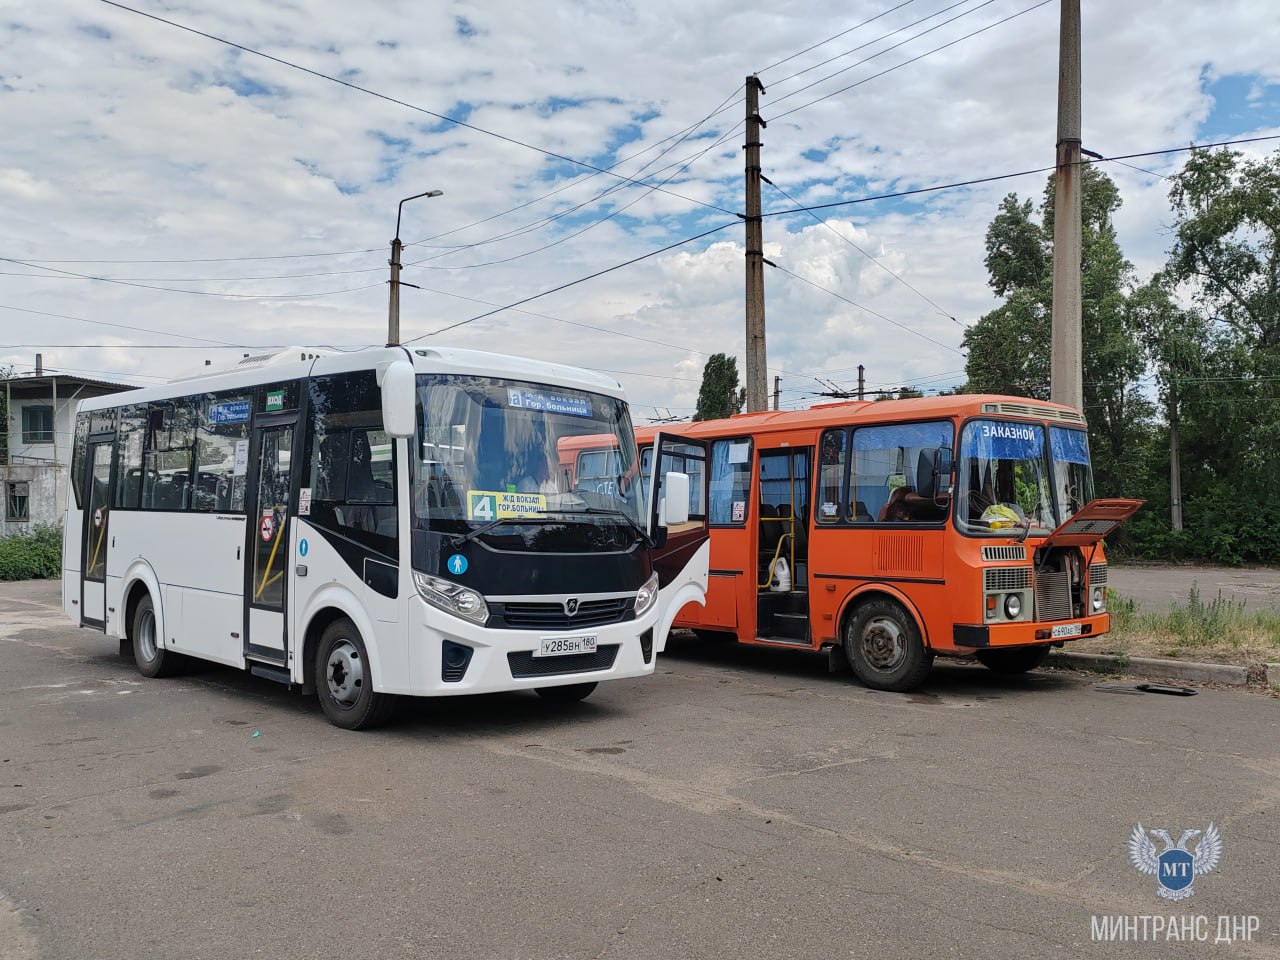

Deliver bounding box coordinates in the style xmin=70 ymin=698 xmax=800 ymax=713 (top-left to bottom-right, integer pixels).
xmin=1092 ymin=586 xmax=1105 ymax=612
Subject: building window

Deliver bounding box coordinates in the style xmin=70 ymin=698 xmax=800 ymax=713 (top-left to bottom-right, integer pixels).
xmin=21 ymin=406 xmax=54 ymax=445
xmin=6 ymin=482 xmax=29 ymax=521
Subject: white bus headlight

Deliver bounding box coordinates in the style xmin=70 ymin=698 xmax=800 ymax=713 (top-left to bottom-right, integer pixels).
xmin=634 ymin=572 xmax=660 ymax=618
xmin=415 ymin=572 xmax=489 ymax=624
xmin=1092 ymin=586 xmax=1105 ymax=612
xmin=1004 ymin=594 xmax=1021 ymax=619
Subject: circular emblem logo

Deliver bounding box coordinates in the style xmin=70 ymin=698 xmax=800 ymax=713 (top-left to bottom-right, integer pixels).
xmin=447 ymin=554 xmax=468 ymax=575
xmin=260 ymin=514 xmax=274 ymax=542
xmin=299 ymin=538 xmax=309 ymax=557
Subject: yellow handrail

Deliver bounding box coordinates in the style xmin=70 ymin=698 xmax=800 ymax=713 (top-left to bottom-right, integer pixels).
xmin=759 ymin=529 xmax=794 ymax=590
xmin=255 ymin=510 xmax=286 ymax=601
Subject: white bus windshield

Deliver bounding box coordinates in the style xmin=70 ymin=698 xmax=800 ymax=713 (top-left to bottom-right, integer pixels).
xmin=412 ymin=374 xmax=643 ymax=549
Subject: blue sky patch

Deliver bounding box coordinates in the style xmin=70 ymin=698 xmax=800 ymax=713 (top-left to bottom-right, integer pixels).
xmin=77 ymin=23 xmax=111 ymax=40
xmin=455 ymin=16 xmax=478 ymax=37
xmin=1199 ymin=71 xmax=1280 ymax=140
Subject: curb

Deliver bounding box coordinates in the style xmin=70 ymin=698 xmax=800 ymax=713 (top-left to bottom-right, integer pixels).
xmin=1046 ymin=651 xmax=1250 ymax=686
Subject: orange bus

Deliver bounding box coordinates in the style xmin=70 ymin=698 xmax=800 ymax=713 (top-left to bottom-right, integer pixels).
xmin=637 ymin=395 xmax=1141 ymax=691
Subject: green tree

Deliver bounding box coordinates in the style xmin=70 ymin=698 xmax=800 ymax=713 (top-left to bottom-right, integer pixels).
xmin=1154 ymin=147 xmax=1280 ymax=562
xmin=963 ymin=166 xmax=1149 ymax=495
xmin=1167 ymin=147 xmax=1280 ymax=348
xmin=693 ymin=353 xmax=746 ymax=421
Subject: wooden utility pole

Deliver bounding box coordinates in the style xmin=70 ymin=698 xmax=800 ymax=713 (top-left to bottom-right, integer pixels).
xmin=1049 ymin=0 xmax=1083 ymax=411
xmin=744 ymin=75 xmax=768 ymax=412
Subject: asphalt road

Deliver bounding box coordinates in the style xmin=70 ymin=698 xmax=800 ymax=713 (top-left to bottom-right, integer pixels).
xmin=1108 ymin=564 xmax=1280 ymax=614
xmin=2 ymin=579 xmax=1278 ymax=960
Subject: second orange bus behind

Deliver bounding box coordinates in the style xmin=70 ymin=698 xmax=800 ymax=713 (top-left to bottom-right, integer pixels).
xmin=629 ymin=395 xmax=1141 ymax=692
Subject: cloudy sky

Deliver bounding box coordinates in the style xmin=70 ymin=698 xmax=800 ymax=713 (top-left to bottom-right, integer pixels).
xmin=2 ymin=0 xmax=1278 ymax=420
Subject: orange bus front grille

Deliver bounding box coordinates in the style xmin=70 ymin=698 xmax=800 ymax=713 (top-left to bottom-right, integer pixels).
xmin=1035 ymin=571 xmax=1073 ymax=621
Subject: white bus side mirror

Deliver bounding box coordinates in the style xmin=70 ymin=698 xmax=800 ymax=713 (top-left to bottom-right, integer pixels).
xmin=378 ymin=359 xmax=416 ymax=439
xmin=659 ymin=471 xmax=690 ymax=527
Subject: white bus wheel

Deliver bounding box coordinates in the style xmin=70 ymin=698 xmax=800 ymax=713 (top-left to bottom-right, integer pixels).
xmin=534 ymin=682 xmax=598 ymax=704
xmin=313 ymin=618 xmax=396 ymax=730
xmin=132 ymin=594 xmax=183 ymax=679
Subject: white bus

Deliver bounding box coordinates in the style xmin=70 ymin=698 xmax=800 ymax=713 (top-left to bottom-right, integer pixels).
xmin=63 ymin=346 xmax=709 ymax=728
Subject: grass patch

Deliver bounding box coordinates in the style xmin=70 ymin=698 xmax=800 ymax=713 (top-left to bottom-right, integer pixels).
xmin=0 ymin=524 xmax=63 ymax=581
xmin=1081 ymin=584 xmax=1280 ymax=666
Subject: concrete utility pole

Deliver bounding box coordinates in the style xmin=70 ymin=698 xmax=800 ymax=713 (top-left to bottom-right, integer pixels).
xmin=773 ymin=375 xmax=781 ymax=411
xmin=744 ymin=75 xmax=769 ymax=413
xmin=388 ymin=189 xmax=443 ymax=346
xmin=1169 ymin=386 xmax=1183 ymax=531
xmin=1049 ymin=0 xmax=1083 ymax=411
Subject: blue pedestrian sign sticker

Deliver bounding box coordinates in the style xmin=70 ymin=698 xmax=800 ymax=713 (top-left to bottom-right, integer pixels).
xmin=299 ymin=538 xmax=309 ymax=557
xmin=447 ymin=554 xmax=468 ymax=576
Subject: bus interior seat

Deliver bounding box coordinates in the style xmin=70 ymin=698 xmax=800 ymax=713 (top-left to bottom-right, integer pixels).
xmin=853 ymin=500 xmax=872 ymax=522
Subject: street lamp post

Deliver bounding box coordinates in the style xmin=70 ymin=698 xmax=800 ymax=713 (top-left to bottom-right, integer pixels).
xmin=388 ymin=189 xmax=443 ymax=346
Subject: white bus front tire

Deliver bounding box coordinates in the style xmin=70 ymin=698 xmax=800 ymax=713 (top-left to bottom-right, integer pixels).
xmin=534 ymin=682 xmax=597 ymax=704
xmin=313 ymin=618 xmax=396 ymax=730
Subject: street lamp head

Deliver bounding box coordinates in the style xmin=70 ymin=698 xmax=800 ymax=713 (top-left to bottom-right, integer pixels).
xmin=394 ymin=189 xmax=444 ymax=240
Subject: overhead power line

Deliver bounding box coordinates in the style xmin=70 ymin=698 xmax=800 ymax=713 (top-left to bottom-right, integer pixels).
xmin=769 ymin=0 xmax=1054 ymax=124
xmin=0 ymin=257 xmax=384 ymax=300
xmin=769 ymin=0 xmax=992 ymax=89
xmin=0 ymin=303 xmax=247 ymax=346
xmin=759 ymin=134 xmax=1280 ymax=220
xmin=403 ymin=221 xmax=741 ymax=342
xmin=100 ymin=0 xmax=737 ymax=218
xmin=763 ymin=177 xmax=962 ymax=326
xmin=767 ymin=261 xmax=964 ymax=356
xmin=757 ymin=0 xmax=920 ymax=75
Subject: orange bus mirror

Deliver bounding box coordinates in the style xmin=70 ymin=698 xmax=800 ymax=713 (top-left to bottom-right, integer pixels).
xmin=934 ymin=447 xmax=954 ymax=497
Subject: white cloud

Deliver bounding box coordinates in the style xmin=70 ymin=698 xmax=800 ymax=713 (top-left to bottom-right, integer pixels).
xmin=0 ymin=0 xmax=1275 ymax=417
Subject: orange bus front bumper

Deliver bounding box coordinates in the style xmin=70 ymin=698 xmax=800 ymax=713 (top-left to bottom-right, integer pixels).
xmin=950 ymin=612 xmax=1110 ymax=652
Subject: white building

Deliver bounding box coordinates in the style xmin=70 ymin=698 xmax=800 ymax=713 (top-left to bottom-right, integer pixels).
xmin=3 ymin=368 xmax=136 ymax=531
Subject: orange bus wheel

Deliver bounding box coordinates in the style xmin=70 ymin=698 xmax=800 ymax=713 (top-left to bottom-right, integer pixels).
xmin=975 ymin=646 xmax=1050 ymax=674
xmin=843 ymin=598 xmax=932 ymax=692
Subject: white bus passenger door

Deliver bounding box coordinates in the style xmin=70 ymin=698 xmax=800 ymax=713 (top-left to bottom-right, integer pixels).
xmin=244 ymin=421 xmax=294 ymax=661
xmin=80 ymin=438 xmax=114 ymax=628
xmin=645 ymin=433 xmax=711 ymax=652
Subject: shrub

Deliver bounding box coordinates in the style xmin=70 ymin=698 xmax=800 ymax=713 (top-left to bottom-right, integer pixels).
xmin=0 ymin=524 xmax=63 ymax=581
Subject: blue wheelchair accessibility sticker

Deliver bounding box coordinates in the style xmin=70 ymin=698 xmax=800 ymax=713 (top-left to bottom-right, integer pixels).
xmin=299 ymin=538 xmax=309 ymax=557
xmin=447 ymin=554 xmax=468 ymax=575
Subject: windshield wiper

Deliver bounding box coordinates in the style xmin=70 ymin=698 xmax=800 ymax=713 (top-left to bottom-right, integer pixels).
xmin=540 ymin=507 xmax=652 ymax=546
xmin=449 ymin=517 xmax=538 ymax=548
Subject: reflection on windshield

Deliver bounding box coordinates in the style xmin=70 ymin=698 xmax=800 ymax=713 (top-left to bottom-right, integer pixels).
xmin=957 ymin=420 xmax=1055 ymax=535
xmin=412 ymin=374 xmax=643 ymax=549
xmin=1050 ymin=426 xmax=1094 ymax=522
